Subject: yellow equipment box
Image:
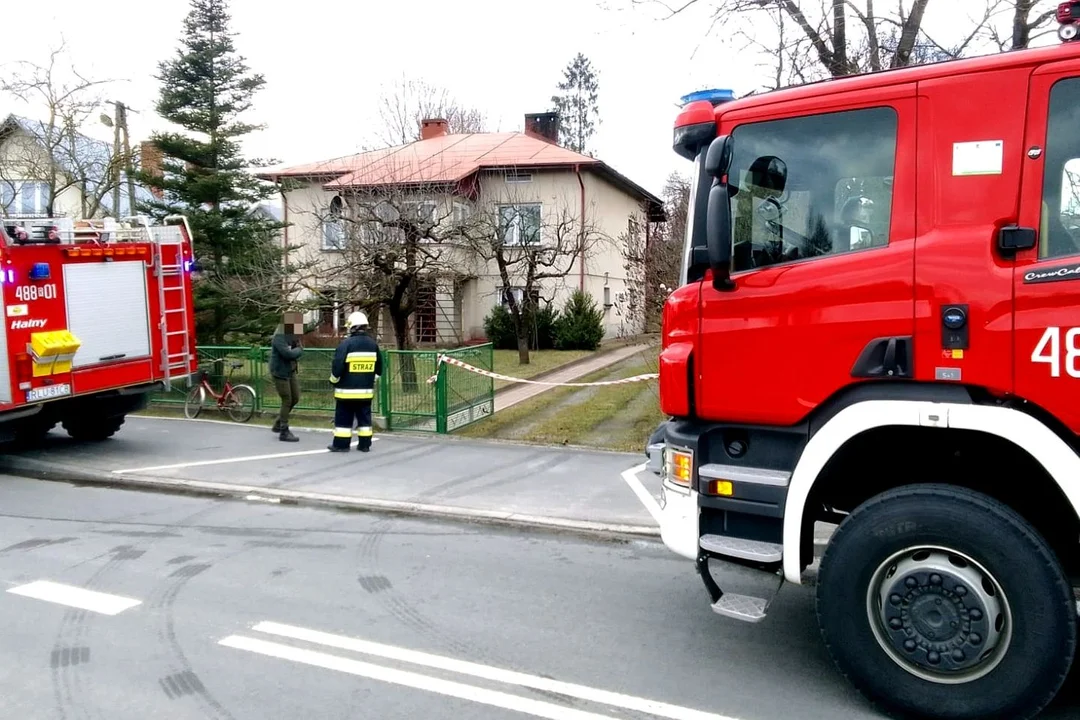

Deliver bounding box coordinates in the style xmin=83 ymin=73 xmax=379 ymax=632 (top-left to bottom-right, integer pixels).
xmin=28 ymin=330 xmax=81 ymax=377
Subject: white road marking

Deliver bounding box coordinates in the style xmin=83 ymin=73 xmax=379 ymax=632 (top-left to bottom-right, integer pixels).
xmin=251 ymin=621 xmax=737 ymax=720
xmin=7 ymin=581 xmax=141 ymax=615
xmin=220 ymin=635 xmax=621 ymax=720
xmin=113 ymin=448 xmax=335 ymax=474
xmin=620 ymin=463 xmax=663 ymax=525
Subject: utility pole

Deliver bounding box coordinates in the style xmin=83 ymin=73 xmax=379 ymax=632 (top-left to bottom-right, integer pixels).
xmin=104 ymin=100 xmax=138 ymax=217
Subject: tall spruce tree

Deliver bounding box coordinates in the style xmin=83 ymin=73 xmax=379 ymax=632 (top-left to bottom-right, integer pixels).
xmin=139 ymin=0 xmax=288 ymax=344
xmin=550 ymin=53 xmax=600 ymax=155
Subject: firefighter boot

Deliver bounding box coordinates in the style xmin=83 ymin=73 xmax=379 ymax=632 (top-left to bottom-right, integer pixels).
xmin=279 ymin=425 xmax=299 ymax=442
xmin=271 ymin=419 xmax=283 ymax=433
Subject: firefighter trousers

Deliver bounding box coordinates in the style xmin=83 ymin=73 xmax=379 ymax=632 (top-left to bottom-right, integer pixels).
xmin=332 ymin=399 xmax=373 ymax=451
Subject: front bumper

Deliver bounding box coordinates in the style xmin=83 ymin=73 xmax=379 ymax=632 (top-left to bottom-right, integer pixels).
xmin=658 ymin=480 xmax=698 ymax=560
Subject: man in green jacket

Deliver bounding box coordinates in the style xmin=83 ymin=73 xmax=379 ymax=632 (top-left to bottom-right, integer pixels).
xmin=269 ymin=312 xmax=304 ymax=442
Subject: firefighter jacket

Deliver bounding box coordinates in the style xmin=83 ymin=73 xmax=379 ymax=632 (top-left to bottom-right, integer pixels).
xmin=329 ymin=330 xmax=382 ymax=401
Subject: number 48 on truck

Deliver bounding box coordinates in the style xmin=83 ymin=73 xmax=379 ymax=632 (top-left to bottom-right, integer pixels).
xmin=648 ymin=4 xmax=1080 ymax=719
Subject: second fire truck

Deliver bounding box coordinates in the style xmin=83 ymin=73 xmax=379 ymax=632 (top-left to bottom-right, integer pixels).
xmin=649 ymin=4 xmax=1080 ymax=719
xmin=0 ymin=214 xmax=197 ymax=444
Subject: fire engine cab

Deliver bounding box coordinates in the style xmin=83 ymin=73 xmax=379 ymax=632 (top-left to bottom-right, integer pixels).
xmin=649 ymin=6 xmax=1080 ymax=719
xmin=0 ymin=214 xmax=196 ymax=444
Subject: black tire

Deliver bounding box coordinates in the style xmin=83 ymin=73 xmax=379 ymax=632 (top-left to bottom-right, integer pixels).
xmin=183 ymin=386 xmax=204 ymax=419
xmin=817 ymin=484 xmax=1076 ymax=720
xmin=62 ymin=415 xmax=125 ymax=442
xmin=224 ymin=385 xmax=256 ymax=423
xmin=11 ymin=418 xmax=56 ymax=447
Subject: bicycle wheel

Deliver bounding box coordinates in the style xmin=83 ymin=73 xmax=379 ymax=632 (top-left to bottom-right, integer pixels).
xmin=224 ymin=384 xmax=257 ymax=423
xmin=184 ymin=385 xmax=205 ymax=419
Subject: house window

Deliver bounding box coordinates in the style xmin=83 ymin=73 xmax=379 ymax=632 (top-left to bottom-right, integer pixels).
xmin=498 ymin=203 xmax=541 ymax=245
xmin=453 ymin=201 xmax=471 ymax=225
xmin=499 ymin=286 xmax=540 ymax=311
xmin=505 ymin=172 xmax=533 ymax=184
xmin=322 ymin=195 xmax=346 ymax=251
xmin=404 ymin=200 xmax=437 ymax=224
xmin=1 ymin=181 xmax=49 ymax=216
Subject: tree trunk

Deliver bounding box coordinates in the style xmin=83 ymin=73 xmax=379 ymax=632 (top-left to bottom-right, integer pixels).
xmin=516 ymin=331 xmax=530 ymax=365
xmin=392 ymin=311 xmax=418 ymax=393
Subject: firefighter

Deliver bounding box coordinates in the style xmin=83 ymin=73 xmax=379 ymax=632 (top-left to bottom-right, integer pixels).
xmin=328 ymin=311 xmax=382 ymax=453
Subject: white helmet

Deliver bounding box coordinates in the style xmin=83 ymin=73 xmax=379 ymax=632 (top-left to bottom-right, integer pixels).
xmin=347 ymin=311 xmax=369 ymax=329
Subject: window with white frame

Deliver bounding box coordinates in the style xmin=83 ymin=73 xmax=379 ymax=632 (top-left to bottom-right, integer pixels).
xmin=0 ymin=181 xmax=50 ymax=216
xmin=322 ymin=195 xmax=347 ymax=251
xmin=453 ymin=200 xmax=471 ymax=225
xmin=505 ymin=172 xmax=533 ymax=184
xmin=498 ymin=203 xmax=541 ymax=245
xmin=499 ymin=286 xmax=540 ymax=311
xmin=404 ymin=200 xmax=437 ymax=224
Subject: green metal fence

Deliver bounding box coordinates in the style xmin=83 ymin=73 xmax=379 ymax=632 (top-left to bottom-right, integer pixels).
xmin=151 ymin=342 xmax=494 ymax=434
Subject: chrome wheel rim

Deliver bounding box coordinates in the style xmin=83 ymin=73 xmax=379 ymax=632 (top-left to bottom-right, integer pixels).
xmin=866 ymin=545 xmax=1012 ymax=684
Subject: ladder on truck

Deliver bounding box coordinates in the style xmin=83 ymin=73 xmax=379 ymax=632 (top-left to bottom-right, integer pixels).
xmin=128 ymin=215 xmax=194 ymax=391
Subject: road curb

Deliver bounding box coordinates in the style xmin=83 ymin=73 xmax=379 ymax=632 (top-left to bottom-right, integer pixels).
xmin=0 ymin=456 xmax=662 ymax=542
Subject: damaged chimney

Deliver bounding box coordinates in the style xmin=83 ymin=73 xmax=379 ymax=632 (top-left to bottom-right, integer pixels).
xmin=420 ymin=118 xmax=449 ymax=140
xmin=524 ymin=112 xmax=560 ymax=145
xmin=140 ymin=141 xmax=164 ymax=199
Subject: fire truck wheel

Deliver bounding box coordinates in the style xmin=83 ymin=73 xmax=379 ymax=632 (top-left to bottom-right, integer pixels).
xmin=11 ymin=418 xmax=56 ymax=447
xmin=816 ymin=483 xmax=1076 ymax=720
xmin=61 ymin=415 xmax=125 ymax=442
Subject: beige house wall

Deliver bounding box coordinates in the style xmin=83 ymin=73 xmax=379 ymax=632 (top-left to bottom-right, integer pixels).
xmin=281 ymin=165 xmax=649 ymax=345
xmin=0 ymin=132 xmax=86 ymax=217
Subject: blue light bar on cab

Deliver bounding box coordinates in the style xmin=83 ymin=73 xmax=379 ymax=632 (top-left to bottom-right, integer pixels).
xmin=680 ymin=89 xmax=735 ymax=107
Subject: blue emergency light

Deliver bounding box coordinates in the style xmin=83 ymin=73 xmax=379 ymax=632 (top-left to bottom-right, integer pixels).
xmin=680 ymin=88 xmax=735 ymax=107
xmin=29 ymin=262 xmax=50 ymax=281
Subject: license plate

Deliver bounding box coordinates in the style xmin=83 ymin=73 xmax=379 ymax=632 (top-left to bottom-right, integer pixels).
xmin=27 ymin=383 xmax=71 ymax=402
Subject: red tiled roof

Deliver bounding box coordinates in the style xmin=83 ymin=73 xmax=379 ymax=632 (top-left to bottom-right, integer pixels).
xmin=261 ymin=132 xmax=600 ymax=188
xmin=258 ymin=131 xmax=663 ymax=213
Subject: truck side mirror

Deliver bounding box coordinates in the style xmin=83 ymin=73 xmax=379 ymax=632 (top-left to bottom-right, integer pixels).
xmin=705 ymin=135 xmax=736 ymax=291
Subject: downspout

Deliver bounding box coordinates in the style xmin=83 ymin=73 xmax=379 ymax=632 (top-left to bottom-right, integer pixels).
xmin=575 ymin=164 xmax=585 ymax=292
xmin=278 ymin=178 xmax=290 ymax=292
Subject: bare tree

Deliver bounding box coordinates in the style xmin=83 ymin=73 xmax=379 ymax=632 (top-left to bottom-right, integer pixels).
xmin=374 ymin=75 xmax=488 ymax=147
xmin=461 ymin=175 xmax=611 ymax=365
xmin=0 ymin=44 xmax=131 ymax=218
xmin=288 ymin=159 xmax=473 ymax=389
xmin=630 ymin=1 xmax=1052 ymax=90
xmin=621 ymin=172 xmax=688 ymax=333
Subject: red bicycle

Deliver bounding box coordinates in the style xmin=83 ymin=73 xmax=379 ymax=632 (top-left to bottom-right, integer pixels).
xmin=183 ymin=360 xmax=257 ymax=422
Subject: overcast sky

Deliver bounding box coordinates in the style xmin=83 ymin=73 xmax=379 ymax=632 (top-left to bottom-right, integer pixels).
xmin=0 ymin=0 xmax=1056 ymax=199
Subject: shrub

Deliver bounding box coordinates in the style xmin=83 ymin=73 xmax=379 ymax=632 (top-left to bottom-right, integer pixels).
xmin=482 ymin=304 xmax=518 ymax=350
xmin=554 ymin=290 xmax=605 ymax=351
xmin=533 ymin=303 xmax=559 ymax=350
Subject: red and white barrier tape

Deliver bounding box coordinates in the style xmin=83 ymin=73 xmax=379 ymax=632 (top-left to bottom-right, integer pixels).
xmin=428 ymin=354 xmax=658 ymax=387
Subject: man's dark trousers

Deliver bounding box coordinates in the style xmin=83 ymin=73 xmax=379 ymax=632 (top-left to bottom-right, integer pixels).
xmin=331 ymin=399 xmax=374 ymax=451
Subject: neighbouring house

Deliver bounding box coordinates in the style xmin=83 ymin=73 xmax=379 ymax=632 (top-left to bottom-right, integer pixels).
xmin=0 ymin=113 xmax=152 ymax=219
xmin=257 ymin=113 xmax=666 ymax=346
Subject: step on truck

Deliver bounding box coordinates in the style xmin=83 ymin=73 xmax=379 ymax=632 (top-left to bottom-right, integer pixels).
xmin=0 ymin=214 xmax=197 ymax=444
xmin=648 ymin=4 xmax=1080 ymax=719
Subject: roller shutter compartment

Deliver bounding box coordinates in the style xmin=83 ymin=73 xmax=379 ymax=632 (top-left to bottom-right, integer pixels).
xmin=64 ymin=260 xmax=151 ymax=368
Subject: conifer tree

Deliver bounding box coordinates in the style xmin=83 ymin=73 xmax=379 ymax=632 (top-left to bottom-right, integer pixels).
xmin=139 ymin=0 xmax=289 ymax=344
xmin=550 ymin=53 xmax=600 ymax=155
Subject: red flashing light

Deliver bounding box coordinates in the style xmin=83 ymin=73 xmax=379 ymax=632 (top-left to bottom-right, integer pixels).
xmin=1058 ymin=2 xmax=1078 ymax=23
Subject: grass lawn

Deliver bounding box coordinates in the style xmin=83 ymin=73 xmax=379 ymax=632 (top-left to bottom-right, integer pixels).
xmin=456 ymin=351 xmax=664 ymax=452
xmin=491 ymin=349 xmax=594 ymax=390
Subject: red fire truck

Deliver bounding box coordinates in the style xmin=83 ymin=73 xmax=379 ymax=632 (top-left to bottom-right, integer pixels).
xmin=648 ymin=4 xmax=1080 ymax=719
xmin=0 ymin=214 xmax=196 ymax=444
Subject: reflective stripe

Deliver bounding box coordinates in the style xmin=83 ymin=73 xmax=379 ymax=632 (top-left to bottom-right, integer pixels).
xmin=329 ymin=375 xmax=339 ymax=384
xmin=334 ymin=388 xmax=374 ymax=399
xmin=346 ymin=351 xmax=378 ymax=360
xmin=356 ymin=426 xmax=373 ymax=437
xmin=333 ymin=427 xmax=352 ymax=438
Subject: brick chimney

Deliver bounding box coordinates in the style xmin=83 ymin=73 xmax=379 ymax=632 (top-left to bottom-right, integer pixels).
xmin=524 ymin=112 xmax=560 ymax=145
xmin=140 ymin=141 xmax=164 ymax=199
xmin=420 ymin=118 xmax=449 ymax=140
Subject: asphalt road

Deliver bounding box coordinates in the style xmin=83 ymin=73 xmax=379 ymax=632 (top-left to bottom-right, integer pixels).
xmin=1 ymin=477 xmax=1078 ymax=720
